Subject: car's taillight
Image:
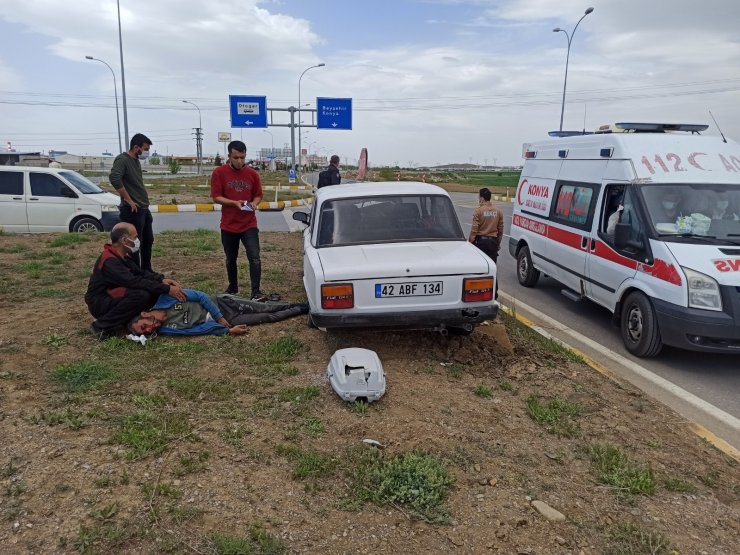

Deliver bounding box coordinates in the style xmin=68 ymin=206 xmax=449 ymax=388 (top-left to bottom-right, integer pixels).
xmin=321 ymin=283 xmax=354 ymax=309
xmin=463 ymin=277 xmax=494 ymax=302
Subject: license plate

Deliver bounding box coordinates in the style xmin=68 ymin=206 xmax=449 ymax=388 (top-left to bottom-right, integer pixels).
xmin=375 ymin=281 xmax=443 ymax=298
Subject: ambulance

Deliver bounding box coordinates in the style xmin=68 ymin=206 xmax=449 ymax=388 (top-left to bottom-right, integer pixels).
xmin=509 ymin=122 xmax=740 ymax=357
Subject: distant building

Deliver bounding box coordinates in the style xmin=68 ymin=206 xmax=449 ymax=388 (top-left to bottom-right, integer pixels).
xmin=0 ymin=151 xmax=48 ymax=167
xmin=55 ymin=154 xmax=114 ymax=171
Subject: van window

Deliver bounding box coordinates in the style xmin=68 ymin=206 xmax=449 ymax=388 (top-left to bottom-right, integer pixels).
xmin=551 ymin=181 xmax=598 ymax=230
xmin=59 ymin=171 xmax=103 ymax=194
xmin=30 ymin=173 xmax=77 ymax=198
xmin=0 ymin=172 xmax=23 ymax=195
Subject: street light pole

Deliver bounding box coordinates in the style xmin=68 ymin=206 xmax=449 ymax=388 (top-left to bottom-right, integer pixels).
xmin=182 ymin=100 xmax=202 ymax=174
xmin=554 ymin=7 xmax=594 ymax=132
xmin=116 ymin=0 xmax=130 ymax=148
xmin=297 ymin=63 xmax=325 ymax=176
xmin=263 ymin=129 xmax=274 ymax=160
xmin=85 ymin=55 xmax=122 ymax=153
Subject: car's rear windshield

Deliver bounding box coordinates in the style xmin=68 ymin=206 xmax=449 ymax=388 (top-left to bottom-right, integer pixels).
xmin=60 ymin=171 xmax=104 ymax=194
xmin=316 ymin=194 xmax=465 ymax=247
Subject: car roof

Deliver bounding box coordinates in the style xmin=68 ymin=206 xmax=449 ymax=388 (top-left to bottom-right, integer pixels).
xmin=316 ymin=181 xmax=450 ymax=201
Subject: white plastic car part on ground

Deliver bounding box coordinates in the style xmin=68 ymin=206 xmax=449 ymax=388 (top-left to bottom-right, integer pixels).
xmin=327 ymin=348 xmax=386 ymax=403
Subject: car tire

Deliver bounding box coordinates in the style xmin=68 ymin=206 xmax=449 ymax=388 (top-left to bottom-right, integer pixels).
xmin=517 ymin=246 xmax=540 ymax=287
xmin=307 ymin=313 xmax=318 ymax=329
xmin=71 ymin=217 xmax=103 ymax=233
xmin=620 ymin=291 xmax=662 ymax=357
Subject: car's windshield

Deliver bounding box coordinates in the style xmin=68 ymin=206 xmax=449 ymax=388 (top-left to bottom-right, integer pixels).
xmin=641 ymin=184 xmax=740 ymax=242
xmin=316 ymin=194 xmax=465 ymax=247
xmin=60 ymin=171 xmax=104 ymax=194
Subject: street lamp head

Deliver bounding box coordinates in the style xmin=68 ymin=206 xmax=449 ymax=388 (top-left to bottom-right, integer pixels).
xmin=584 ymin=7 xmax=594 ymax=15
xmin=553 ymin=27 xmax=562 ymax=32
xmin=318 ymin=63 xmax=326 ymax=67
xmin=85 ymin=55 xmax=94 ymax=60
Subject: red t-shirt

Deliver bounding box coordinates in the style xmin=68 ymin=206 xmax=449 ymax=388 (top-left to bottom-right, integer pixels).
xmin=210 ymin=164 xmax=263 ymax=233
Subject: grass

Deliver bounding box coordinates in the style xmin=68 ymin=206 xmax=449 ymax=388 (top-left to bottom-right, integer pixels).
xmin=349 ymin=450 xmax=454 ymax=523
xmin=112 ymin=409 xmax=194 ymax=460
xmin=31 ymin=409 xmax=87 ymax=430
xmin=526 ymin=395 xmax=581 ymax=438
xmin=589 ymin=444 xmax=656 ymax=498
xmin=221 ymin=425 xmax=250 ymax=447
xmin=49 ymin=361 xmax=119 ymax=392
xmin=277 ymin=385 xmax=320 ymax=414
xmin=177 ymin=452 xmax=210 ymax=476
xmin=275 ymin=445 xmax=337 ymax=480
xmin=49 ymin=233 xmax=97 ymax=248
xmin=663 ymin=477 xmax=697 ymax=493
xmin=604 ymin=523 xmax=671 ymax=555
xmin=43 ymin=332 xmax=68 ymax=348
xmin=350 ymin=400 xmax=369 ymax=416
xmin=446 ymin=363 xmax=463 ymax=379
xmin=473 ymin=385 xmax=493 ymax=398
xmin=501 ymin=312 xmax=584 ymax=364
xmin=499 ymin=379 xmax=513 ymax=391
xmin=167 ymin=375 xmax=236 ymax=402
xmin=212 ymin=526 xmax=286 ymax=555
xmin=697 ymin=469 xmax=720 ymax=488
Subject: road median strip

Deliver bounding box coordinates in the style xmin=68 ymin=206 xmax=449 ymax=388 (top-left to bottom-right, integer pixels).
xmin=149 ymin=197 xmax=314 ymax=213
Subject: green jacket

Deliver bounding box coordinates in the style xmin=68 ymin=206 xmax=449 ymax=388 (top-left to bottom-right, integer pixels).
xmin=110 ymin=153 xmax=149 ymax=207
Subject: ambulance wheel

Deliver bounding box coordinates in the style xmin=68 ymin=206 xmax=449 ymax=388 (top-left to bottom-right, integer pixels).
xmin=517 ymin=246 xmax=540 ymax=287
xmin=620 ymin=292 xmax=662 ymax=357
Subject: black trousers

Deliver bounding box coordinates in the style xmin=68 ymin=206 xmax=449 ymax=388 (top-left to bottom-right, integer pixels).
xmin=216 ymin=295 xmax=308 ymax=325
xmin=221 ymin=228 xmax=261 ymax=295
xmin=87 ymin=289 xmax=157 ymax=331
xmin=474 ymin=236 xmax=499 ymax=299
xmin=119 ymin=204 xmax=154 ymax=272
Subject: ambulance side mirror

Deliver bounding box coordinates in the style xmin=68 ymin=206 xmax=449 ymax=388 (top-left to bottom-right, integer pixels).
xmin=614 ymin=222 xmax=630 ymax=250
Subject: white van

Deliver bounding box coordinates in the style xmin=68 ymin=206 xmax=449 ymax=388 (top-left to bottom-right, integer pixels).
xmin=0 ymin=166 xmax=120 ymax=233
xmin=509 ymin=122 xmax=740 ymax=356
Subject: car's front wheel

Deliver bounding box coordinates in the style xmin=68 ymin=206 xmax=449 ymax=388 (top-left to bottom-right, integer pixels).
xmin=620 ymin=292 xmax=662 ymax=357
xmin=517 ymin=246 xmax=540 ymax=287
xmin=71 ymin=217 xmax=103 ymax=233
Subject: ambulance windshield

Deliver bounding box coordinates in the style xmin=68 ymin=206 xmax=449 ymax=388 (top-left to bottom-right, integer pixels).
xmin=642 ymin=184 xmax=740 ymax=242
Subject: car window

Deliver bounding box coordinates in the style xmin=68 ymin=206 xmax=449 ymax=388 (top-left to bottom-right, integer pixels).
xmin=0 ymin=172 xmax=24 ymax=195
xmin=60 ymin=171 xmax=103 ymax=194
xmin=30 ymin=173 xmax=76 ymax=198
xmin=316 ymin=194 xmax=464 ymax=247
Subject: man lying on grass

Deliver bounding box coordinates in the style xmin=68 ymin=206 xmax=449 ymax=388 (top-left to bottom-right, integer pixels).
xmin=127 ymin=289 xmax=308 ymax=337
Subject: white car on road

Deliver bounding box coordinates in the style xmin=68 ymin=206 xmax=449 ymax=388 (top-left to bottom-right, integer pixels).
xmin=292 ymin=182 xmax=499 ymax=334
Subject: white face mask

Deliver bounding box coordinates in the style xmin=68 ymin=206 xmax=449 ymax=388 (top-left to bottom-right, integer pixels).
xmin=662 ymin=201 xmax=677 ymax=211
xmin=717 ymin=200 xmax=729 ymax=211
xmin=127 ymin=237 xmax=141 ymax=253
xmin=138 ymin=149 xmax=150 ymax=161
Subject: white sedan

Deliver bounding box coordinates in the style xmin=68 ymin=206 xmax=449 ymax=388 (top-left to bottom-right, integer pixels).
xmin=292 ymin=182 xmax=499 ymax=334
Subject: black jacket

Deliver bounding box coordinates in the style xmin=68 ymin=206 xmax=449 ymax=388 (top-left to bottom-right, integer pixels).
xmin=85 ymin=244 xmax=169 ymax=306
xmin=318 ymin=164 xmax=341 ymax=188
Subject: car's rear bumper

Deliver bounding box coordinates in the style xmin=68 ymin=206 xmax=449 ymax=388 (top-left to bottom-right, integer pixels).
xmin=310 ymin=303 xmax=499 ymax=329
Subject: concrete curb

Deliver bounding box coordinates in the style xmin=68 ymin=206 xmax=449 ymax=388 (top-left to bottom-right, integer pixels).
xmin=149 ymin=197 xmax=314 ymax=213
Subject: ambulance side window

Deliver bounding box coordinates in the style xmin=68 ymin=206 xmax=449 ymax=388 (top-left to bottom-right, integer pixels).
xmin=550 ymin=181 xmax=599 ymax=231
xmin=601 ymin=187 xmax=647 ymax=258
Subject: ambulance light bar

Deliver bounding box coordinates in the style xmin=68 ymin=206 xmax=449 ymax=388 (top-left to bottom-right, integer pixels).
xmin=596 ymin=122 xmax=709 ymax=134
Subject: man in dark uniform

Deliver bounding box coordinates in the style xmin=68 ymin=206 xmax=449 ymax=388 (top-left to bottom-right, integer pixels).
xmin=469 ymin=187 xmax=504 ymax=263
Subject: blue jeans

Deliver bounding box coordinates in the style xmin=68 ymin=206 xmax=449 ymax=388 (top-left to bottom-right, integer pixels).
xmin=221 ymin=228 xmax=261 ymax=295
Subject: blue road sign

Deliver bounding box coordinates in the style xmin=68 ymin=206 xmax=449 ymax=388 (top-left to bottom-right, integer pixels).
xmin=288 ymin=168 xmax=296 ymax=183
xmin=230 ymin=95 xmax=267 ymax=128
xmin=317 ymin=97 xmax=352 ymax=130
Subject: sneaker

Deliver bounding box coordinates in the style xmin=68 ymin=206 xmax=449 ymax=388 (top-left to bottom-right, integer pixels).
xmin=225 ymin=286 xmax=239 ymax=295
xmin=90 ymin=323 xmax=111 ymax=341
xmin=251 ymin=291 xmax=268 ymax=302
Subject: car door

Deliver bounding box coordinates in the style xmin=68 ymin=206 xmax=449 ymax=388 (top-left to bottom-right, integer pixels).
xmin=27 ymin=172 xmax=78 ymax=232
xmin=545 ymin=181 xmax=599 ymax=295
xmin=0 ymin=170 xmax=29 ymax=232
xmin=587 ymin=184 xmax=642 ymax=309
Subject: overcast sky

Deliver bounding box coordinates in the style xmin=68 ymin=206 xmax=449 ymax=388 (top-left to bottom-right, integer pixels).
xmin=1 ymin=0 xmax=739 ymax=167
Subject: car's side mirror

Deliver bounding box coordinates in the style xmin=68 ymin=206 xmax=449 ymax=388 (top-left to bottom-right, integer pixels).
xmin=292 ymin=211 xmax=310 ymax=225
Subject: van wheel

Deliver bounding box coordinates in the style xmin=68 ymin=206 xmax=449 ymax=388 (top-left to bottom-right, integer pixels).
xmin=517 ymin=246 xmax=540 ymax=287
xmin=620 ymin=292 xmax=662 ymax=357
xmin=72 ymin=217 xmax=102 ymax=233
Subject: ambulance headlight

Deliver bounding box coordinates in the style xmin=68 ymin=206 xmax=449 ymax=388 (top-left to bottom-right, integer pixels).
xmin=682 ymin=267 xmax=722 ymax=311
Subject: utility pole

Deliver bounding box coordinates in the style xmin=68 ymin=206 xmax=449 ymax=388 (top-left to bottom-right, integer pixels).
xmin=192 ymin=127 xmax=203 ymax=174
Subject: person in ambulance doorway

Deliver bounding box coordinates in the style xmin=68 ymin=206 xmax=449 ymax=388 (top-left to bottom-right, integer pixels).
xmin=210 ymin=140 xmax=266 ymax=301
xmin=710 ymin=191 xmax=739 ymax=220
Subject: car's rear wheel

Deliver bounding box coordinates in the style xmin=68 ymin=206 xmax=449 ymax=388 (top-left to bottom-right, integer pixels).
xmin=620 ymin=291 xmax=662 ymax=357
xmin=517 ymin=246 xmax=540 ymax=287
xmin=71 ymin=217 xmax=103 ymax=233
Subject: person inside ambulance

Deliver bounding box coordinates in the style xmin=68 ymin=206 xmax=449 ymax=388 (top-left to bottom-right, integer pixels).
xmin=710 ymin=191 xmax=739 ymax=220
xmin=655 ymin=190 xmax=683 ymax=223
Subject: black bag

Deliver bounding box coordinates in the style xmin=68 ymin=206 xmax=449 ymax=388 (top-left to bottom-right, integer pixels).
xmin=317 ymin=169 xmax=331 ymax=188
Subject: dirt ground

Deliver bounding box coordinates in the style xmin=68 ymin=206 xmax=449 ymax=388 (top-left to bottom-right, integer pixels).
xmin=0 ymin=229 xmax=738 ymax=554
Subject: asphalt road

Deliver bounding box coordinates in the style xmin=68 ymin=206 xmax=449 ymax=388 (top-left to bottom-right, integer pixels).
xmin=153 ymin=190 xmax=740 ymax=449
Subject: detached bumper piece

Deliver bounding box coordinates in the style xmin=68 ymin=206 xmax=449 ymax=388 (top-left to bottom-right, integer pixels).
xmin=327 ymin=348 xmax=386 ymax=403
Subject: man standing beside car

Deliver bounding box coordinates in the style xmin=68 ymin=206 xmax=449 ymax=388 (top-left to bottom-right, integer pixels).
xmin=317 ymin=155 xmax=341 ymax=188
xmin=210 ymin=140 xmax=266 ymax=301
xmin=110 ymin=133 xmax=154 ymax=271
xmin=469 ymin=187 xmax=504 ymax=264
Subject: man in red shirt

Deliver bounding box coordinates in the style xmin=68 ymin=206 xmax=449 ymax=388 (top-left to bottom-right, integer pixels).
xmin=210 ymin=140 xmax=266 ymax=301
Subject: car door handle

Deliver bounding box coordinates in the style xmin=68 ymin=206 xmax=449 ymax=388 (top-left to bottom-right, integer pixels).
xmin=29 ymin=197 xmax=39 ymax=201
xmin=590 ymin=240 xmax=597 ymax=252
xmin=12 ymin=197 xmax=22 ymax=200
xmin=580 ymin=236 xmax=588 ymax=249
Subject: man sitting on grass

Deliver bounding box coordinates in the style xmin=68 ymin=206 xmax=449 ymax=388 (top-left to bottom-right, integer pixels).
xmin=128 ymin=289 xmax=308 ymax=337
